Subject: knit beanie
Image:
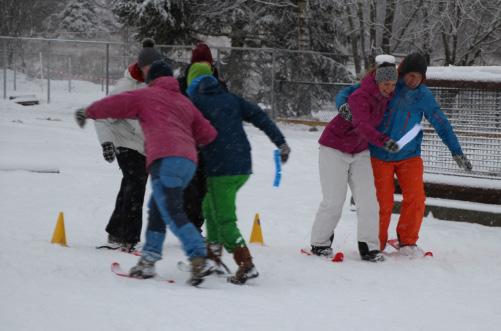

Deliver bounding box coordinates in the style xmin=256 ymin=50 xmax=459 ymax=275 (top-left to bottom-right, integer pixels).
xmin=187 ymin=62 xmax=213 ymax=87
xmin=145 ymin=60 xmax=173 ymax=84
xmin=138 ymin=38 xmax=163 ymax=69
xmin=191 ymin=42 xmax=213 ymax=64
xmin=375 ymin=62 xmax=398 ymax=83
xmin=398 ymin=52 xmax=428 ymax=77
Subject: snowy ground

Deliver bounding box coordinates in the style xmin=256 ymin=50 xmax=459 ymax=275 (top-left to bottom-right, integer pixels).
xmin=1 ymin=74 xmax=501 ymax=331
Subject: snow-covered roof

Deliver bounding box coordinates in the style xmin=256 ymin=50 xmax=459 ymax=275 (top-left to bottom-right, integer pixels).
xmin=426 ymin=66 xmax=501 ymax=82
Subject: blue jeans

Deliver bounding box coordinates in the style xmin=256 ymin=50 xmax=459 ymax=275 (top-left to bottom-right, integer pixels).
xmin=141 ymin=157 xmax=207 ymax=262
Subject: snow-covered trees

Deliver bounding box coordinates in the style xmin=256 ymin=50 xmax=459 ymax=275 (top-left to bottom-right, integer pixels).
xmin=45 ymin=0 xmax=119 ymax=39
xmin=112 ymin=0 xmax=354 ymax=117
xmin=340 ymin=0 xmax=501 ymax=73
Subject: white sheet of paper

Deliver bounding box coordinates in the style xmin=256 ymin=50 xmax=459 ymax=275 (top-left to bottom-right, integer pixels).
xmin=396 ymin=124 xmax=422 ymax=149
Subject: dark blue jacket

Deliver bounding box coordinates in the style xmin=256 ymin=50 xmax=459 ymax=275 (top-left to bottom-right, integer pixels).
xmin=190 ymin=76 xmax=286 ymax=176
xmin=336 ymin=80 xmax=463 ymax=162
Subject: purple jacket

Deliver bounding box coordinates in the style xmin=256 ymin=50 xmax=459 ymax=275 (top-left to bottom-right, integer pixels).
xmin=319 ymin=73 xmax=391 ymax=154
xmin=86 ymin=76 xmax=217 ymax=169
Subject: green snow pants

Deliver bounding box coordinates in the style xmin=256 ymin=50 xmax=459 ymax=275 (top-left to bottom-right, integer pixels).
xmin=203 ymin=175 xmax=250 ymax=253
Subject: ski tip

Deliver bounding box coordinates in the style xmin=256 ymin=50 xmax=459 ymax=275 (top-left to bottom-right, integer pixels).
xmin=332 ymin=252 xmax=344 ymax=262
xmin=300 ymin=248 xmax=312 ymax=256
xmin=424 ymin=251 xmax=433 ymax=257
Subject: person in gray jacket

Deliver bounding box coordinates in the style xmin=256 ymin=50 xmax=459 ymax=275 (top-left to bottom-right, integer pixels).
xmin=95 ymin=39 xmax=162 ymax=251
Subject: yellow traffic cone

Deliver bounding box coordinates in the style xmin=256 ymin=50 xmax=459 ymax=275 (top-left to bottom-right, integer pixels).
xmin=51 ymin=212 xmax=68 ymax=246
xmin=249 ymin=213 xmax=264 ymax=244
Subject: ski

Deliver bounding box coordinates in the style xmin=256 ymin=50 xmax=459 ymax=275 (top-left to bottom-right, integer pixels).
xmin=386 ymin=239 xmax=433 ymax=257
xmin=97 ymin=245 xmax=141 ymax=256
xmin=300 ymin=248 xmax=344 ymax=262
xmin=111 ymin=262 xmax=175 ymax=283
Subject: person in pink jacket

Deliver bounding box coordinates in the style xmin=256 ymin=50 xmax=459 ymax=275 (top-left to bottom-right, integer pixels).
xmin=75 ymin=60 xmax=218 ymax=286
xmin=310 ymin=57 xmax=399 ymax=262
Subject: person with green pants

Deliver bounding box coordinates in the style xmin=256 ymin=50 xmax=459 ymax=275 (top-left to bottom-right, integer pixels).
xmin=187 ymin=63 xmax=291 ymax=284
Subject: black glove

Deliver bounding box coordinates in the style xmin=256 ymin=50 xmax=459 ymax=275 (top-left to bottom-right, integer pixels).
xmin=382 ymin=139 xmax=400 ymax=153
xmin=75 ymin=108 xmax=87 ymax=128
xmin=453 ymin=155 xmax=472 ymax=172
xmin=338 ymin=103 xmax=352 ymax=122
xmin=101 ymin=142 xmax=116 ymax=163
xmin=279 ymin=143 xmax=291 ymax=163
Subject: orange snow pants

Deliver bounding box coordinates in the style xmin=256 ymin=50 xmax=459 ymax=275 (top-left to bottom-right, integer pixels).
xmin=371 ymin=156 xmax=426 ymax=250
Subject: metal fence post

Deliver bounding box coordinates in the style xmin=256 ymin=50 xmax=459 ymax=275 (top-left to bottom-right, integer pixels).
xmin=106 ymin=43 xmax=110 ymax=95
xmin=47 ymin=41 xmax=51 ymax=103
xmin=68 ymin=56 xmax=72 ymax=93
xmin=3 ymin=40 xmax=6 ymax=99
xmin=271 ymin=49 xmax=276 ymax=119
xmin=13 ymin=61 xmax=16 ymax=91
xmin=101 ymin=57 xmax=104 ymax=92
xmin=216 ymin=47 xmax=221 ymax=76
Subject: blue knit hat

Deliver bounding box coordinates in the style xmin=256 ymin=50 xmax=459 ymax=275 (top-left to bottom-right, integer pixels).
xmin=145 ymin=60 xmax=173 ymax=83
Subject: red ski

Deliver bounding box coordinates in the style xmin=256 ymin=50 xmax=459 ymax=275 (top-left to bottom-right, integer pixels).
xmin=387 ymin=239 xmax=433 ymax=257
xmin=111 ymin=262 xmax=175 ymax=283
xmin=300 ymin=248 xmax=344 ymax=262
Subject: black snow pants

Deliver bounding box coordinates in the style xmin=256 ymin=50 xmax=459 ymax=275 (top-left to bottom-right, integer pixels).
xmin=182 ymin=152 xmax=207 ymax=232
xmin=106 ymin=147 xmax=148 ymax=244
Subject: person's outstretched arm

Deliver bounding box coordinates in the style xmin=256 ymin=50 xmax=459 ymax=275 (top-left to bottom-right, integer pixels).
xmin=239 ymin=96 xmax=290 ymax=162
xmin=422 ymin=88 xmax=471 ymax=171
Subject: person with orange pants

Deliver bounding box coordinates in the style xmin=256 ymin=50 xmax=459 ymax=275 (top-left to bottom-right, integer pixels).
xmin=336 ymin=53 xmax=472 ymax=256
xmin=370 ymin=156 xmax=425 ymax=250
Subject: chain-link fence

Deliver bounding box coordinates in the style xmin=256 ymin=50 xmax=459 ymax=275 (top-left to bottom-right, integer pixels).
xmin=1 ymin=36 xmax=500 ymax=180
xmin=0 ymin=36 xmax=352 ymax=111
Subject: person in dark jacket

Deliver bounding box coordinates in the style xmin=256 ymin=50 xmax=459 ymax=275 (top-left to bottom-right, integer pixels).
xmin=336 ymin=53 xmax=472 ymax=257
xmin=188 ymin=63 xmax=291 ymax=284
xmin=177 ymin=42 xmax=226 ymax=233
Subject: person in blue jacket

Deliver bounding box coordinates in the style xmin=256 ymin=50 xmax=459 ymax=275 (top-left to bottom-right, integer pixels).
xmin=187 ymin=63 xmax=291 ymax=284
xmin=336 ymin=53 xmax=472 ymax=256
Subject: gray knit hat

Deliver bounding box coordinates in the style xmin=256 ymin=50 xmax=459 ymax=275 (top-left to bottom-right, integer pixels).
xmin=375 ymin=63 xmax=398 ymax=83
xmin=137 ymin=38 xmax=163 ymax=68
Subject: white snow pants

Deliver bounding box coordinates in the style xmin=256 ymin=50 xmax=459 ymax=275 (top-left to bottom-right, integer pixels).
xmin=311 ymin=145 xmax=380 ymax=251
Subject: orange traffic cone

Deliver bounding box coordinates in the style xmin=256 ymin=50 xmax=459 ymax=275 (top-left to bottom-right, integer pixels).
xmin=249 ymin=213 xmax=264 ymax=244
xmin=51 ymin=212 xmax=68 ymax=246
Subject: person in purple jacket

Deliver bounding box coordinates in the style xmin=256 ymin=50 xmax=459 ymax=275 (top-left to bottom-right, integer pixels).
xmin=309 ymin=56 xmax=400 ymax=262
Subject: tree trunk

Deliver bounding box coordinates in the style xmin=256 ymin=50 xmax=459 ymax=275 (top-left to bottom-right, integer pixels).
xmin=369 ymin=0 xmax=377 ymax=63
xmin=345 ymin=2 xmax=361 ymax=76
xmin=295 ymin=0 xmax=312 ymax=117
xmin=381 ymin=0 xmax=396 ymax=54
xmin=357 ymin=0 xmax=368 ymax=70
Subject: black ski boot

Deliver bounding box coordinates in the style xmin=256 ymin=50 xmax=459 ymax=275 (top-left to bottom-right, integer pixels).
xmin=311 ymin=245 xmax=333 ymax=257
xmin=358 ymin=241 xmax=385 ymax=262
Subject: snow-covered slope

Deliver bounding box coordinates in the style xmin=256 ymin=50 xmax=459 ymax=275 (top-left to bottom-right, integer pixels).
xmin=1 ymin=74 xmax=500 ymax=331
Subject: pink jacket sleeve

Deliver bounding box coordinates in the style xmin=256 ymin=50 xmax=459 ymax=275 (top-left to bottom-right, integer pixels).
xmin=191 ymin=108 xmax=217 ymax=146
xmin=86 ymin=90 xmax=142 ymax=120
xmin=349 ymin=94 xmax=389 ymax=147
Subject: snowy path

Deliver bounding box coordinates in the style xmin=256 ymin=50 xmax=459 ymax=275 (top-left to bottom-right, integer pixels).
xmin=1 ymin=80 xmax=500 ymax=330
